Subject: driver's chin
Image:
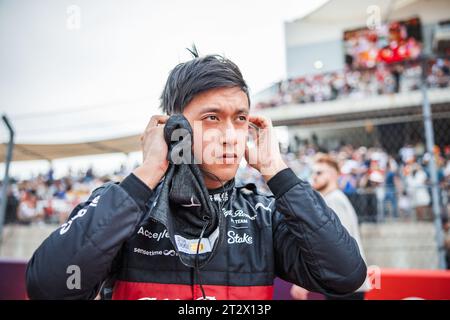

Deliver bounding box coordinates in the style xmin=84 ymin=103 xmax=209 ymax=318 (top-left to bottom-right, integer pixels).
xmin=199 ymin=162 xmax=240 ymax=183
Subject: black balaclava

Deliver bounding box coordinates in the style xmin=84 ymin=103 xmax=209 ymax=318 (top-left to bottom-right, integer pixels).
xmin=145 ymin=114 xmax=227 ymax=272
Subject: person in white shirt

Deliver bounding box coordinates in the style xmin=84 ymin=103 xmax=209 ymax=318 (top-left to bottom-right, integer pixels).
xmin=17 ymin=189 xmax=43 ymax=224
xmin=291 ymin=153 xmax=370 ymax=300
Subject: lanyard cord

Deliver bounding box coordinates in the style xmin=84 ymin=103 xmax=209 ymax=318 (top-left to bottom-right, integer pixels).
xmin=194 ymin=168 xmax=228 ymax=300
xmin=194 ymin=218 xmax=209 ymax=300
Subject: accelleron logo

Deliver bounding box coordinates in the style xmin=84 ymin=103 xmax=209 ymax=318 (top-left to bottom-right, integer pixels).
xmin=137 ymin=227 xmax=169 ymax=242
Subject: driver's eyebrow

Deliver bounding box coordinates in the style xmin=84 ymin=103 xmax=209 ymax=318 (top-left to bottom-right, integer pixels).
xmin=197 ymin=106 xmax=249 ymax=116
xmin=198 ymin=107 xmax=221 ymax=114
xmin=233 ymin=108 xmax=249 ymax=115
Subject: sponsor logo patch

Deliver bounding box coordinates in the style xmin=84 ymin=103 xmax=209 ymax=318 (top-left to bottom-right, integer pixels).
xmin=227 ymin=230 xmax=253 ymax=245
xmin=133 ymin=247 xmax=178 ymax=257
xmin=137 ymin=227 xmax=170 ymax=242
xmin=174 ymin=227 xmax=219 ymax=255
xmin=222 ymin=208 xmax=257 ymax=229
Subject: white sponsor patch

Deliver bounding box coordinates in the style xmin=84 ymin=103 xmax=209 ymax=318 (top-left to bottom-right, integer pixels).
xmin=174 ymin=227 xmax=219 ymax=255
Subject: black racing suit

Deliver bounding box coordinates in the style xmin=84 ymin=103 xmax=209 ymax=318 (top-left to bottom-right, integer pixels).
xmin=26 ymin=168 xmax=367 ymax=299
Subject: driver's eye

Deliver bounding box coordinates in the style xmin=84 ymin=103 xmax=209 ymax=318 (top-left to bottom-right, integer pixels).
xmin=206 ymin=115 xmax=218 ymax=121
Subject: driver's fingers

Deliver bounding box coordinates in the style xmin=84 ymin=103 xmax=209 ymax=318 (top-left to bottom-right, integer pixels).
xmin=248 ymin=115 xmax=272 ymax=130
xmin=141 ymin=115 xmax=169 ymax=143
xmin=148 ymin=115 xmax=169 ymax=129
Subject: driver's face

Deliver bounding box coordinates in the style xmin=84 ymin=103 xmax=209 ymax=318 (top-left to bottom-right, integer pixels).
xmin=182 ymin=87 xmax=250 ymax=185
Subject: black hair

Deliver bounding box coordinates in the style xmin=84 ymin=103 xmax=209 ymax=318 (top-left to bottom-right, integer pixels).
xmin=160 ymin=46 xmax=250 ymax=115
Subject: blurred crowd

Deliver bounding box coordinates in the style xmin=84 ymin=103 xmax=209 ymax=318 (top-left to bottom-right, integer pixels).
xmin=1 ymin=165 xmax=129 ymax=226
xmin=254 ymin=58 xmax=450 ymax=110
xmin=1 ymin=142 xmax=450 ymax=227
xmin=238 ymin=142 xmax=450 ymax=224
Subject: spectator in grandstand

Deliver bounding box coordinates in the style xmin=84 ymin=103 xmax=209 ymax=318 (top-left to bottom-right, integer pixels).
xmin=46 ymin=167 xmax=54 ymax=184
xmin=398 ymin=190 xmax=413 ymax=220
xmin=254 ymin=58 xmax=450 ymax=110
xmin=423 ymin=152 xmax=447 ymax=210
xmin=445 ymin=157 xmax=450 ymax=183
xmin=84 ymin=166 xmax=95 ymax=183
xmin=429 ymin=58 xmax=450 ymax=88
xmin=52 ymin=179 xmax=67 ymax=199
xmin=3 ymin=185 xmax=19 ymax=225
xmin=391 ymin=65 xmax=403 ymax=93
xmin=405 ymin=162 xmax=431 ymax=221
xmin=291 ymin=153 xmax=370 ymax=300
xmin=400 ymin=144 xmax=416 ymax=164
xmin=17 ymin=189 xmax=44 ymax=224
xmin=384 ymin=158 xmax=400 ymax=219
